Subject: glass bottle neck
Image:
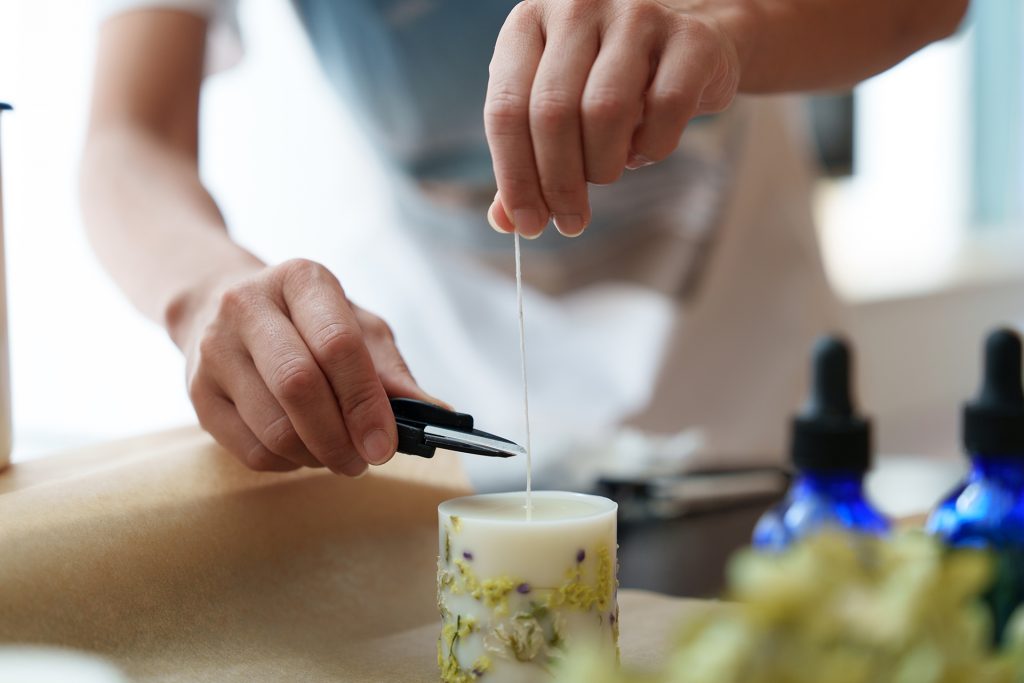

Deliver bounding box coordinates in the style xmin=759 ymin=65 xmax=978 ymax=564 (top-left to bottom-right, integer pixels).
xmin=968 ymin=453 xmax=1024 ymax=489
xmin=793 ymin=470 xmax=867 ymax=499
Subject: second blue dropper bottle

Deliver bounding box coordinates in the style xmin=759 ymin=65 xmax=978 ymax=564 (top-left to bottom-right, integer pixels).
xmin=927 ymin=327 xmax=1024 ymax=639
xmin=753 ymin=336 xmax=890 ymax=550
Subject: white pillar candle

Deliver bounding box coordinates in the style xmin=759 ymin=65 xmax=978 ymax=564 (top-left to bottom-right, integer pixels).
xmin=437 ymin=491 xmax=619 ymax=683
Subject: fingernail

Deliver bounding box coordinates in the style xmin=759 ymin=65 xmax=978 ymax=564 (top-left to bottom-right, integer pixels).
xmin=512 ymin=208 xmax=545 ymax=235
xmin=553 ymin=214 xmax=585 ymax=237
xmin=487 ymin=203 xmax=509 ymax=233
xmin=625 ymin=152 xmax=654 ymax=170
xmin=362 ymin=429 xmax=394 ymax=465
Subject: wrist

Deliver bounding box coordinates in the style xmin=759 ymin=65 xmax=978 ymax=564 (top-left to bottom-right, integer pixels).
xmin=164 ymin=259 xmax=263 ymax=351
xmin=664 ymin=0 xmax=758 ymax=93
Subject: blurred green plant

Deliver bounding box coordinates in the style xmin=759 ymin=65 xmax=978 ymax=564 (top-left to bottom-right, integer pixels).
xmin=556 ymin=533 xmax=1024 ymax=683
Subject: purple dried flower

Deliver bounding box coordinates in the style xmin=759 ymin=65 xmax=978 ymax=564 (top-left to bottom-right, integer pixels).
xmin=576 ymin=549 xmax=586 ymax=563
xmin=472 ymin=668 xmax=483 ymax=677
xmin=462 ymin=551 xmax=474 ymax=561
xmin=516 ymin=582 xmax=531 ymax=594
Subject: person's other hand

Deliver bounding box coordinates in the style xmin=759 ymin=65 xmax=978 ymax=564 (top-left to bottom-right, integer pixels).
xmin=177 ymin=259 xmax=440 ymax=475
xmin=485 ymin=0 xmax=740 ymax=238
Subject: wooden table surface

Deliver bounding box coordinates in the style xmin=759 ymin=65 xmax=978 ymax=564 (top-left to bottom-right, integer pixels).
xmin=0 ymin=427 xmax=716 ymax=682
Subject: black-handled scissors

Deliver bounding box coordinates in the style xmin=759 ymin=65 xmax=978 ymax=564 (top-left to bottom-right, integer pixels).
xmin=392 ymin=398 xmax=525 ymax=459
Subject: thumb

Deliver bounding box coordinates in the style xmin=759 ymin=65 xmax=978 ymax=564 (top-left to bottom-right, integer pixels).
xmin=487 ymin=194 xmax=515 ymax=233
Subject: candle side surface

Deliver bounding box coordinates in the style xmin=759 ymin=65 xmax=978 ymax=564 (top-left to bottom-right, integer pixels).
xmin=437 ymin=492 xmax=619 ymax=683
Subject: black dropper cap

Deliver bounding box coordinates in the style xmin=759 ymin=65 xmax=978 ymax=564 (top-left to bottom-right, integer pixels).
xmin=963 ymin=328 xmax=1024 ymax=457
xmin=791 ymin=336 xmax=871 ymax=472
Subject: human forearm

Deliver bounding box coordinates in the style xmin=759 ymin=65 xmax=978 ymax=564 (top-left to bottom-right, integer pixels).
xmin=672 ymin=0 xmax=969 ymax=92
xmin=80 ymin=125 xmax=263 ymax=348
xmin=82 ymin=9 xmax=263 ymax=350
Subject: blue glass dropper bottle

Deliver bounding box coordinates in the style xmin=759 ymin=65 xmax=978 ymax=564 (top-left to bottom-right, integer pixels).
xmin=927 ymin=327 xmax=1024 ymax=638
xmin=753 ymin=336 xmax=890 ymax=550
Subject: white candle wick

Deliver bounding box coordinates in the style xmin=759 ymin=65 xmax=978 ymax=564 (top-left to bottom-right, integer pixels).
xmin=514 ymin=232 xmax=533 ymax=521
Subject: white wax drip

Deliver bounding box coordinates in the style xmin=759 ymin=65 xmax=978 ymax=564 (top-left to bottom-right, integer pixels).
xmin=513 ymin=232 xmax=533 ymax=521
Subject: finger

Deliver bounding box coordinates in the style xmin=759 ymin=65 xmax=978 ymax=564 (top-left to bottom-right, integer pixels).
xmin=192 ymin=382 xmax=300 ymax=473
xmin=210 ymin=392 xmax=366 ymax=476
xmin=212 ymin=354 xmax=323 ymax=469
xmin=581 ymin=25 xmax=654 ymax=184
xmin=528 ymin=16 xmax=598 ymax=237
xmin=280 ymin=263 xmax=398 ymax=467
xmin=484 ymin=3 xmax=549 ymax=237
xmin=233 ymin=281 xmax=366 ymax=473
xmin=487 ymin=196 xmax=514 ymax=234
xmin=631 ymin=25 xmax=728 ymax=164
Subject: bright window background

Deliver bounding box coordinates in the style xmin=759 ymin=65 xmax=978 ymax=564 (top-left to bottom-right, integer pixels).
xmin=817 ymin=2 xmax=1024 ymax=301
xmin=970 ymin=0 xmax=1022 ymax=229
xmin=0 ymin=0 xmax=1019 ymax=462
xmin=0 ymin=0 xmax=188 ymax=458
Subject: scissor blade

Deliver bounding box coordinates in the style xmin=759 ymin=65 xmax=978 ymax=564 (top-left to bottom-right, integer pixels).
xmin=423 ymin=425 xmax=526 ymax=458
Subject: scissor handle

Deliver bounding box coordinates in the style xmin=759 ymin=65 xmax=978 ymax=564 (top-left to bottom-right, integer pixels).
xmin=391 ymin=398 xmax=474 ymax=458
xmin=391 ymin=398 xmax=473 ymax=429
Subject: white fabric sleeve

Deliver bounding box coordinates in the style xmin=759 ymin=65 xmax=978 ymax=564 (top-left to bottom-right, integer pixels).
xmin=95 ymin=0 xmax=242 ymax=73
xmin=97 ymin=0 xmax=223 ymax=20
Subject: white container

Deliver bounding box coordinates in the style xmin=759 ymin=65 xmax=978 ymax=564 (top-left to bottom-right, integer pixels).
xmin=0 ymin=646 xmax=128 ymax=683
xmin=437 ymin=491 xmax=619 ymax=683
xmin=0 ymin=104 xmax=12 ymax=470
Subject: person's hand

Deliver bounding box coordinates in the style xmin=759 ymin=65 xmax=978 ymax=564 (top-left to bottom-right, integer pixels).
xmin=176 ymin=259 xmax=441 ymax=475
xmin=485 ymin=0 xmax=740 ymax=238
